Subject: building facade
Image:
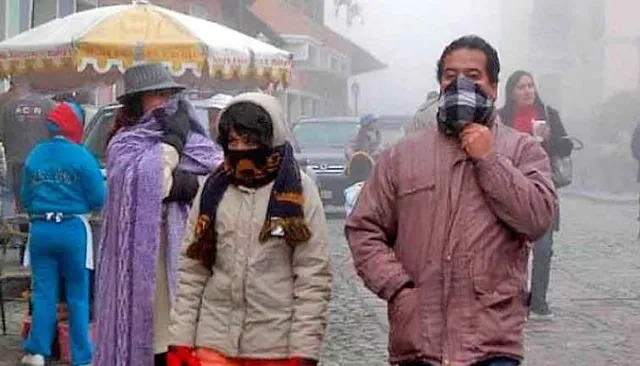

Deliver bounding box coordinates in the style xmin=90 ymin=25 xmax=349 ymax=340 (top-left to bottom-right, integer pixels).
xmin=249 ymin=0 xmax=384 ymax=124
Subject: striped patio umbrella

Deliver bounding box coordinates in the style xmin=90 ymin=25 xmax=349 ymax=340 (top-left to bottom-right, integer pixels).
xmin=0 ymin=0 xmax=292 ymax=91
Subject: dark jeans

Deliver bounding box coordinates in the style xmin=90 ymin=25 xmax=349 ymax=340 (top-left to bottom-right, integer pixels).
xmin=8 ymin=162 xmax=23 ymax=212
xmin=530 ymin=230 xmax=554 ymax=313
xmin=401 ymin=357 xmax=520 ymax=366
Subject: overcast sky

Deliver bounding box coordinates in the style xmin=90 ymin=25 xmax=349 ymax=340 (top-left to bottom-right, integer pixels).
xmin=325 ymin=0 xmax=501 ymax=115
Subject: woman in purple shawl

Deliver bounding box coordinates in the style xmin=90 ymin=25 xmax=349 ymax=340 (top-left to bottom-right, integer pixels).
xmin=94 ymin=63 xmax=222 ymax=366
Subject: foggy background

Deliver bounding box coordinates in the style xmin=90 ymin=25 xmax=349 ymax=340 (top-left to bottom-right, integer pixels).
xmin=326 ymin=0 xmax=640 ymax=195
xmin=325 ymin=0 xmax=501 ymax=115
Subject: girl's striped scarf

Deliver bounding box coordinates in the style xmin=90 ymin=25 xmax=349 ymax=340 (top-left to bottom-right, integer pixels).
xmin=187 ymin=142 xmax=310 ymax=269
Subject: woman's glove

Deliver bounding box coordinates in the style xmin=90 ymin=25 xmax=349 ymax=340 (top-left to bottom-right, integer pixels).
xmin=164 ymin=169 xmax=200 ymax=204
xmin=167 ymin=345 xmax=201 ymax=366
xmin=159 ymin=100 xmax=191 ymax=154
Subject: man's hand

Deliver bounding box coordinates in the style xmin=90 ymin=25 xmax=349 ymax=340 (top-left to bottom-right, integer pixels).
xmin=460 ymin=123 xmax=493 ymax=160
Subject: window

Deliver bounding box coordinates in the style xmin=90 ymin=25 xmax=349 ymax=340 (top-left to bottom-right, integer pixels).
xmin=32 ymin=0 xmax=57 ymax=27
xmin=285 ymin=42 xmax=308 ymax=61
xmin=3 ymin=0 xmax=33 ymax=34
xmin=307 ymin=44 xmax=318 ymax=64
xmin=329 ymin=55 xmax=341 ymax=72
xmin=189 ymin=3 xmax=209 ymax=20
xmin=83 ymin=106 xmax=118 ymax=162
xmin=0 ymin=0 xmax=6 ymax=41
xmin=59 ymin=0 xmax=73 ymax=17
xmin=76 ymin=0 xmax=97 ymax=13
xmin=292 ymin=121 xmax=359 ymax=149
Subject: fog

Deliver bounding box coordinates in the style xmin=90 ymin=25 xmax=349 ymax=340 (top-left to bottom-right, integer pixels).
xmin=326 ymin=0 xmax=640 ymax=194
xmin=325 ymin=0 xmax=501 ymax=115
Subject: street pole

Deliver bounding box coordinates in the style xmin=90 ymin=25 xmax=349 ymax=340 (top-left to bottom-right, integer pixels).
xmin=237 ymin=0 xmax=245 ymax=30
xmin=351 ymin=80 xmax=360 ymax=116
xmin=353 ymin=95 xmax=358 ymax=116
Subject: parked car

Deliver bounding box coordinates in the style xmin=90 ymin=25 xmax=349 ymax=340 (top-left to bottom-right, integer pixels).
xmin=345 ymin=115 xmax=410 ymax=160
xmin=81 ymin=104 xmax=100 ymax=128
xmin=291 ymin=116 xmax=359 ymax=205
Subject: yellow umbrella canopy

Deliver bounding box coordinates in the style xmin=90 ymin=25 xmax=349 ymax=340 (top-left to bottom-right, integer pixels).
xmin=0 ymin=2 xmax=292 ymax=90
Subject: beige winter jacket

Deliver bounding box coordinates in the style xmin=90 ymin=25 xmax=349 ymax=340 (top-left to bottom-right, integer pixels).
xmin=168 ymin=93 xmax=332 ymax=360
xmin=153 ymin=143 xmax=180 ymax=355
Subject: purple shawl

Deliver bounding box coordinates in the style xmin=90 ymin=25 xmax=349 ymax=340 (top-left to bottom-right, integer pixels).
xmin=95 ymin=98 xmax=223 ymax=366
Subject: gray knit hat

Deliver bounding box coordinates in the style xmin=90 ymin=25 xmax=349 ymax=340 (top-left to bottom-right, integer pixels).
xmin=117 ymin=62 xmax=186 ymax=101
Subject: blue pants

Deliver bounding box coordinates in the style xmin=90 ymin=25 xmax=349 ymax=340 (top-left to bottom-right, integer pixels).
xmin=24 ymin=218 xmax=92 ymax=365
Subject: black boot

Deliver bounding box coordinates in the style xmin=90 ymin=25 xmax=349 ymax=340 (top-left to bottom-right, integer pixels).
xmin=154 ymin=352 xmax=167 ymax=366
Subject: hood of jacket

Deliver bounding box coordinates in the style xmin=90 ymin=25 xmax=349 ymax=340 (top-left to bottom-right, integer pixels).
xmin=218 ymin=92 xmax=288 ymax=147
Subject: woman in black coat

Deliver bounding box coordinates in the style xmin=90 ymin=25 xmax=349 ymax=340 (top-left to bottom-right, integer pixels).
xmin=499 ymin=70 xmax=573 ymax=321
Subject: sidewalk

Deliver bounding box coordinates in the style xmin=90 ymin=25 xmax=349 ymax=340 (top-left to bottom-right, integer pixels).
xmin=561 ymin=189 xmax=637 ymax=205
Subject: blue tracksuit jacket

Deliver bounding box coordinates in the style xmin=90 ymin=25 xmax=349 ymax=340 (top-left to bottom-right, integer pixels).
xmin=20 ymin=136 xmax=105 ymax=215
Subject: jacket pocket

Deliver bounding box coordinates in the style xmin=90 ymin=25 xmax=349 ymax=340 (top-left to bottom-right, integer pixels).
xmin=474 ymin=276 xmax=522 ymax=308
xmin=397 ymin=180 xmax=435 ymax=198
xmin=250 ymin=237 xmax=291 ymax=271
xmin=247 ymin=237 xmax=294 ymax=308
xmin=387 ymin=287 xmax=423 ymax=357
xmin=473 ymin=276 xmax=527 ymax=348
xmin=396 ymin=179 xmax=436 ymax=215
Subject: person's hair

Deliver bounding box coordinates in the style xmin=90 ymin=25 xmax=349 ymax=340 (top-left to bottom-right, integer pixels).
xmin=436 ymin=35 xmax=500 ymax=84
xmin=107 ymin=93 xmax=144 ymax=144
xmin=347 ymin=152 xmax=374 ymax=184
xmin=501 ymin=70 xmax=545 ymax=126
xmin=217 ymin=102 xmax=273 ymax=150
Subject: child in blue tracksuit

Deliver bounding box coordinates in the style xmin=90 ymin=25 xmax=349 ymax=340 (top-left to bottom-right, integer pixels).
xmin=20 ymin=102 xmax=105 ymax=366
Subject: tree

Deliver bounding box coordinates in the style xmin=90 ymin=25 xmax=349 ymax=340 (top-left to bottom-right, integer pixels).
xmin=334 ymin=0 xmax=363 ymax=27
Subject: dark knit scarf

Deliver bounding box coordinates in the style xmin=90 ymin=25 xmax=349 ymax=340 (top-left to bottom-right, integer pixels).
xmin=186 ymin=141 xmax=310 ymax=269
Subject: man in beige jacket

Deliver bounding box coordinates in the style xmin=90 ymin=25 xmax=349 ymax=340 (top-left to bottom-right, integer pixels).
xmin=168 ymin=93 xmax=331 ymax=366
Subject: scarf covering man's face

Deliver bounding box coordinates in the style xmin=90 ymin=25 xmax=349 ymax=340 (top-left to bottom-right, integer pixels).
xmin=436 ymin=76 xmax=495 ymax=138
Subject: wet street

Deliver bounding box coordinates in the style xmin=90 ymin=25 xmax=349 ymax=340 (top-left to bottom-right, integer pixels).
xmin=1 ymin=195 xmax=640 ymax=365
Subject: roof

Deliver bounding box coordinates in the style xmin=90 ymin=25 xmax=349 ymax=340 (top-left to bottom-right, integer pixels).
xmin=248 ymin=0 xmax=386 ymax=75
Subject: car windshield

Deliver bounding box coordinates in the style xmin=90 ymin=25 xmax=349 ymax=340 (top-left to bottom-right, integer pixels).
xmin=83 ymin=108 xmax=118 ymax=162
xmin=292 ymin=121 xmax=358 ymax=149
